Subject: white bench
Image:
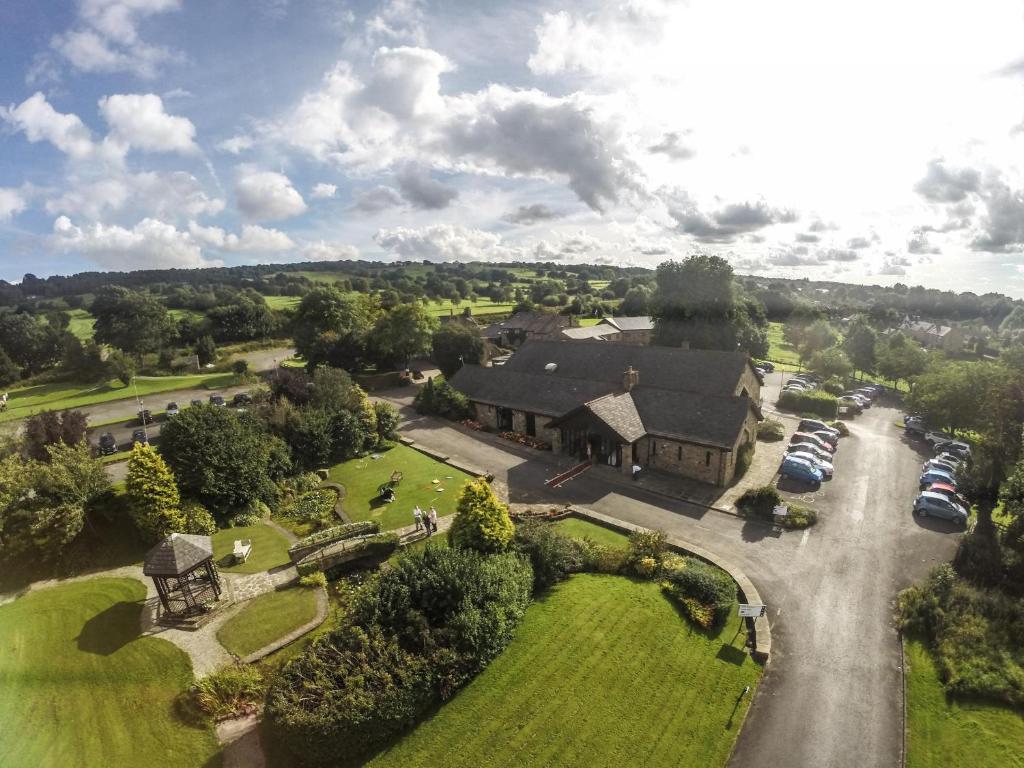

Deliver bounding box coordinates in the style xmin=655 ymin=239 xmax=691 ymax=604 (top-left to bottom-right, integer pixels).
xmin=233 ymin=539 xmax=252 ymax=563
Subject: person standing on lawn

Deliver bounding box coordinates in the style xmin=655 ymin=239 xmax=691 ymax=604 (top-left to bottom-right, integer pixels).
xmin=429 ymin=506 xmax=439 ymax=532
xmin=413 ymin=506 xmax=423 ymax=530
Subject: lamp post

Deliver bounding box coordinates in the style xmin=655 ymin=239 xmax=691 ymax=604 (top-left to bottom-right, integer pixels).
xmin=132 ymin=376 xmax=148 ymax=442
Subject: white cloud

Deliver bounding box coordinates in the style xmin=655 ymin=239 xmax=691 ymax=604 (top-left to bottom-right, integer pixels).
xmin=301 ymin=241 xmax=361 ymax=261
xmin=47 ymin=170 xmax=224 ymax=221
xmin=1 ymin=92 xmax=94 ymax=159
xmin=374 ymin=224 xmax=512 ymax=261
xmin=235 ymin=169 xmax=307 ymax=221
xmin=52 ymin=215 xmax=215 ymax=270
xmin=187 ymin=221 xmax=294 ymax=252
xmin=310 ymin=182 xmax=337 ymax=199
xmin=217 ymin=135 xmax=254 ymax=154
xmin=396 ymin=165 xmax=458 ymax=209
xmin=0 ymin=189 xmax=27 ymax=221
xmin=99 ymin=93 xmax=197 ymax=154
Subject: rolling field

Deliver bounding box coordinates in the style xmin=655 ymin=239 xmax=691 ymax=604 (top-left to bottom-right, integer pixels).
xmin=367 ymin=574 xmax=761 ymax=768
xmin=263 ymin=295 xmax=301 ymax=310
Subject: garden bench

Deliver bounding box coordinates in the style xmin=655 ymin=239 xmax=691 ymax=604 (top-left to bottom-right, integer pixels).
xmin=233 ymin=539 xmax=252 ymax=563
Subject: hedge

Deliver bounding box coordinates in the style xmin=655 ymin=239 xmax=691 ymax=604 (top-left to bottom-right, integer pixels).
xmin=661 ymin=557 xmax=737 ymax=629
xmin=777 ymin=389 xmax=838 ymax=419
xmin=295 ymin=532 xmax=399 ymax=576
xmin=756 ymin=419 xmax=785 ymax=441
xmin=289 ymin=520 xmax=380 ymax=562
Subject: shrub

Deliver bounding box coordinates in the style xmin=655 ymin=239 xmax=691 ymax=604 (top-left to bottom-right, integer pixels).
xmin=287 ymin=489 xmax=336 ymax=528
xmin=634 ymin=556 xmax=659 ymax=578
xmin=512 ymin=520 xmax=580 ymax=591
xmin=180 ymin=501 xmax=217 ymax=536
xmin=228 ymin=510 xmax=262 ymax=527
xmin=830 ymin=420 xmax=850 ymax=437
xmin=414 ymin=377 xmax=472 ymax=420
xmin=757 ymin=419 xmax=785 ymax=441
xmin=736 ymin=485 xmax=783 ymax=519
xmin=299 ymin=572 xmax=328 ymax=589
xmin=820 ymin=376 xmax=845 ymax=396
xmin=661 ymin=557 xmax=737 ymax=629
xmin=449 ymin=478 xmax=514 ymax=554
xmin=291 ymin=521 xmax=379 ymax=552
xmin=626 ymin=529 xmax=667 ymax=576
xmin=777 ymin=389 xmax=838 ymax=419
xmin=734 ymin=442 xmax=754 ymax=479
xmin=192 ymin=665 xmax=264 ymax=720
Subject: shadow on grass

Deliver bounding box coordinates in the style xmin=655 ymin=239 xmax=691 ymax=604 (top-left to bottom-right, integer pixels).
xmin=77 ymin=600 xmax=143 ymax=655
xmin=716 ymin=643 xmax=748 ymax=665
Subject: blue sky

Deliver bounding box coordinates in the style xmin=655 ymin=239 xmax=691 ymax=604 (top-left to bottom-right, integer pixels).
xmin=4 ymin=1 xmax=1024 ymax=296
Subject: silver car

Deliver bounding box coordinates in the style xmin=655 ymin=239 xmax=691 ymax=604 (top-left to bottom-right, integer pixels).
xmin=913 ymin=491 xmax=968 ymax=525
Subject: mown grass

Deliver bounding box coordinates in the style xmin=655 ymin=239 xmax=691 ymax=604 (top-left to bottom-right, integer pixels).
xmin=0 ymin=578 xmax=221 ymax=768
xmin=216 ymin=587 xmax=320 ymax=657
xmin=905 ymin=638 xmax=1024 ymax=768
xmin=766 ymin=322 xmax=801 ymax=366
xmin=367 ymin=574 xmax=761 ymax=768
xmin=421 ymin=298 xmax=516 ymax=318
xmin=66 ymin=308 xmax=96 ymax=341
xmin=327 ymin=443 xmax=474 ymax=531
xmin=263 ymin=295 xmax=301 ymax=310
xmin=577 ymin=317 xmax=604 ymax=327
xmin=0 ymin=372 xmax=238 ymax=423
xmin=553 ymin=517 xmax=629 ymax=548
xmin=211 ymin=524 xmax=292 ymax=574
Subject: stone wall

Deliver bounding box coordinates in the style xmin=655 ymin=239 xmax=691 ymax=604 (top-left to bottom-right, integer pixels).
xmin=474 ymin=401 xmax=498 ymax=429
xmin=635 ymin=436 xmax=726 ymax=485
xmin=735 ymin=364 xmax=762 ymax=403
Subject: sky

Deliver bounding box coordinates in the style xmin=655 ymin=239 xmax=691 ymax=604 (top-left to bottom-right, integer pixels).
xmin=3 ymin=1 xmax=1024 ymax=296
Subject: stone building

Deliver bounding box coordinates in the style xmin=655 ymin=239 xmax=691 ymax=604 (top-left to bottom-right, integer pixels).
xmin=449 ymin=340 xmax=761 ymax=487
xmin=598 ymin=316 xmax=655 ymax=345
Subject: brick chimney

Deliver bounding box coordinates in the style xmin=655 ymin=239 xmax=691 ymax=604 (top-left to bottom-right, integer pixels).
xmin=623 ymin=366 xmax=639 ymax=392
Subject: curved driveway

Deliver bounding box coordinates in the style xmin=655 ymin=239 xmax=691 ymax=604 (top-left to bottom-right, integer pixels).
xmin=386 ymin=376 xmax=962 ymax=768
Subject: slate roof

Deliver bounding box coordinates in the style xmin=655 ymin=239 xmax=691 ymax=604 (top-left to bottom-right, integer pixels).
xmin=143 ymin=533 xmax=214 ymax=577
xmin=480 ymin=312 xmax=570 ymax=340
xmin=561 ymin=325 xmax=619 ymax=340
xmin=500 ymin=340 xmax=751 ymax=396
xmin=630 ymin=388 xmax=752 ymax=447
xmin=450 ymin=364 xmax=611 ymax=416
xmin=602 ymin=316 xmax=654 ymax=332
xmin=582 ymin=392 xmax=646 ymax=442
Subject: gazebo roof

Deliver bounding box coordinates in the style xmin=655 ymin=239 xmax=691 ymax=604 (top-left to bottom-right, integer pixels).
xmin=143 ymin=533 xmax=215 ymax=577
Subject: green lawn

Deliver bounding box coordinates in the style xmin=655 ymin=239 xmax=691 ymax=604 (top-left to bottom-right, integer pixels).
xmin=217 ymin=587 xmax=320 ymax=657
xmin=577 ymin=317 xmax=604 ymax=327
xmin=905 ymin=638 xmax=1024 ymax=768
xmin=421 ymin=298 xmax=516 ymax=318
xmin=327 ymin=443 xmax=474 ymax=531
xmin=553 ymin=517 xmax=630 ymax=548
xmin=0 ymin=372 xmax=238 ymax=423
xmin=0 ymin=578 xmax=220 ymax=768
xmin=263 ymin=295 xmax=301 ymax=310
xmin=67 ymin=308 xmax=96 ymax=341
xmin=211 ymin=524 xmax=292 ymax=574
xmin=367 ymin=574 xmax=760 ymax=768
xmin=767 ymin=322 xmax=801 ymax=366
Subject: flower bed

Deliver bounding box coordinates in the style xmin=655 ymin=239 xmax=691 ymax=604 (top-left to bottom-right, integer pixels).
xmin=460 ymin=419 xmax=484 ymax=431
xmin=499 ymin=431 xmax=552 ymax=450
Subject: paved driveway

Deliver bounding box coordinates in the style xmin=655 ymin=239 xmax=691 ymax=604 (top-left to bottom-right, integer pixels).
xmin=385 ymin=384 xmax=961 ymax=768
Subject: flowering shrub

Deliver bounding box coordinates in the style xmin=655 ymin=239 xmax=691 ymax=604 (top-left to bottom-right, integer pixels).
xmin=499 ymin=431 xmax=551 ymax=450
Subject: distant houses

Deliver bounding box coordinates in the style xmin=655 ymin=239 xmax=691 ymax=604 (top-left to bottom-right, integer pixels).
xmin=900 ymin=318 xmax=964 ymax=353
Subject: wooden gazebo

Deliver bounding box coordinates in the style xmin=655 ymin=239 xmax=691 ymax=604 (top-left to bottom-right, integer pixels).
xmin=143 ymin=533 xmax=222 ymax=617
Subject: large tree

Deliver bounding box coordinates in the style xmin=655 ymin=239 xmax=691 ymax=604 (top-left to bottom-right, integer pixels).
xmin=208 ymin=294 xmax=278 ymax=341
xmin=650 ymin=255 xmax=767 ymax=356
xmin=875 ymin=332 xmax=928 ymax=388
xmin=91 ymin=287 xmax=175 ymax=356
xmin=22 ymin=410 xmax=88 ymax=462
xmin=370 ymin=304 xmax=439 ymax=369
xmin=431 ymin=322 xmax=484 ymax=378
xmin=0 ymin=313 xmax=62 ymax=374
xmin=292 ymin=287 xmax=380 ymax=371
xmin=842 ymin=318 xmax=878 ymax=375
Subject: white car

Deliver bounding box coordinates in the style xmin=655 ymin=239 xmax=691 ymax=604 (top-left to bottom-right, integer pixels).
xmin=789 ymin=450 xmax=834 ymax=478
xmin=787 ymin=442 xmax=833 ymax=462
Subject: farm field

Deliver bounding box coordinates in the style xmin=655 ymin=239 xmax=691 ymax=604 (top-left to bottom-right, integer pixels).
xmin=263 ymin=295 xmax=301 ymax=310
xmin=421 ymin=298 xmax=516 ymax=318
xmin=905 ymin=638 xmax=1024 ymax=768
xmin=0 ymin=578 xmax=220 ymax=768
xmin=327 ymin=443 xmax=474 ymax=531
xmin=0 ymin=372 xmax=238 ymax=423
xmin=367 ymin=574 xmax=761 ymax=768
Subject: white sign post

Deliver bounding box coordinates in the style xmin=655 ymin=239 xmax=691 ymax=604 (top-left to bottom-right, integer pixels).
xmin=738 ymin=604 xmax=767 ymax=618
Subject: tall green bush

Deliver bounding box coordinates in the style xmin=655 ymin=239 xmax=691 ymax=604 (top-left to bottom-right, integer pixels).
xmin=777 ymin=389 xmax=838 ymax=419
xmin=449 ymin=478 xmax=514 ymax=554
xmin=661 ymin=557 xmax=737 ymax=629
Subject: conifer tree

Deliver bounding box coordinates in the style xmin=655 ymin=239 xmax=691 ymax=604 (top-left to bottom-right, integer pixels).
xmin=449 ymin=477 xmax=514 ymax=553
xmin=126 ymin=443 xmax=185 ymax=541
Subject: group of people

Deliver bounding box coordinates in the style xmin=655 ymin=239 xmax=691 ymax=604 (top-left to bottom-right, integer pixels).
xmin=413 ymin=505 xmax=439 ymax=535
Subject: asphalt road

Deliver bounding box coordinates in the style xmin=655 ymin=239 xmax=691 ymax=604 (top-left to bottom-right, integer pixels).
xmin=383 ymin=374 xmax=962 ymax=768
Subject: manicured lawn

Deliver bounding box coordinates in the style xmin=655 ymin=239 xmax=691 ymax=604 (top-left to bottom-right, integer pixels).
xmin=263 ymin=295 xmax=301 ymax=310
xmin=327 ymin=443 xmax=474 ymax=531
xmin=211 ymin=524 xmax=292 ymax=574
xmin=217 ymin=587 xmax=320 ymax=657
xmin=905 ymin=638 xmax=1024 ymax=768
xmin=553 ymin=517 xmax=630 ymax=548
xmin=67 ymin=308 xmax=96 ymax=341
xmin=0 ymin=578 xmax=220 ymax=768
xmin=368 ymin=574 xmax=760 ymax=768
xmin=0 ymin=371 xmax=238 ymax=423
xmin=767 ymin=322 xmax=802 ymax=366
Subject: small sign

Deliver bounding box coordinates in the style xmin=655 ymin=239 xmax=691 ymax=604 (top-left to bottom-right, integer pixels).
xmin=739 ymin=604 xmax=767 ymax=618
xmin=772 ymin=504 xmax=789 ymax=517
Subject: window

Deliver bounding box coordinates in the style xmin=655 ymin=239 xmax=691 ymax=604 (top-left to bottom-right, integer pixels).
xmin=652 ymin=440 xmax=657 ymax=454
xmin=678 ymin=446 xmax=682 ymax=460
xmin=705 ymin=451 xmax=711 ymax=466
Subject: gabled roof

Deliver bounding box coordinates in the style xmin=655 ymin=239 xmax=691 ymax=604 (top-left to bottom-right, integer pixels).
xmin=500 ymin=340 xmax=751 ymax=396
xmin=630 ymin=388 xmax=752 ymax=447
xmin=583 ymin=392 xmax=646 ymax=442
xmin=561 ymin=325 xmax=619 ymax=340
xmin=449 ymin=364 xmax=611 ymax=416
xmin=143 ymin=533 xmax=214 ymax=577
xmin=602 ymin=316 xmax=654 ymax=332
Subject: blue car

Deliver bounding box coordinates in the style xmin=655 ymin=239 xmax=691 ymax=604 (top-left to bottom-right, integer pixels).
xmin=919 ymin=468 xmax=956 ymax=491
xmin=780 ymin=456 xmax=823 ymax=489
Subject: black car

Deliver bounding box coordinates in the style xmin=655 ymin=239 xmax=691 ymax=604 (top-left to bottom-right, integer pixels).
xmin=98 ymin=432 xmax=117 ymax=455
xmin=138 ymin=408 xmax=152 ymax=425
xmin=131 ymin=428 xmax=148 ymax=445
xmin=232 ymin=392 xmax=252 ymax=407
xmin=191 ymin=399 xmax=203 ymax=407
xmin=209 ymin=394 xmax=226 ymax=407
xmin=756 ymin=361 xmax=775 ymax=373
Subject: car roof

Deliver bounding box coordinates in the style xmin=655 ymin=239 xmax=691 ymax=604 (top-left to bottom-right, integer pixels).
xmin=926 ymin=482 xmax=956 ymax=492
xmin=922 ymin=469 xmax=954 ymax=479
xmin=919 ymin=491 xmax=952 ymax=502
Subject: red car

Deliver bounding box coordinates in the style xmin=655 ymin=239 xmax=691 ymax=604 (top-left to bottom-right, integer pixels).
xmin=790 ymin=432 xmax=835 ymax=454
xmin=926 ymin=482 xmax=969 ymax=510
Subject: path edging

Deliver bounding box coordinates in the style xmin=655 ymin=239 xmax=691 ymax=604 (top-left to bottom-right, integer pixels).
xmin=570 ymin=506 xmax=772 ymax=663
xmin=239 ymin=586 xmax=330 ymax=664
xmin=399 ymin=436 xmax=490 ymax=479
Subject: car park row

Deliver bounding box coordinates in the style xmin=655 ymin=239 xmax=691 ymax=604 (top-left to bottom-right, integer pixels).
xmin=903 ymin=413 xmax=971 ymax=526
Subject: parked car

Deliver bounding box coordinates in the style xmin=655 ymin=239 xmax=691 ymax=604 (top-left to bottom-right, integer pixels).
xmin=923 ymin=458 xmax=959 ymax=475
xmin=780 ymin=456 xmax=823 ymax=489
xmin=919 ymin=468 xmax=957 ymax=490
xmin=853 ymin=388 xmax=876 ymax=401
xmin=98 ymin=432 xmax=117 ymax=455
xmin=933 ymin=440 xmax=972 ymax=460
xmin=789 ymin=450 xmax=834 ymax=478
xmin=131 ymin=428 xmax=148 ymax=445
xmin=926 ymin=482 xmax=970 ymax=510
xmin=791 ymin=432 xmax=835 ymax=453
xmin=836 ymin=398 xmax=862 ymax=415
xmin=209 ymin=394 xmax=226 ymax=407
xmin=924 ymin=430 xmax=954 ymax=448
xmin=913 ymin=491 xmax=968 ymax=525
xmin=787 ymin=442 xmax=834 ymax=462
xmin=756 ymin=361 xmax=775 ymax=373
xmin=190 ymin=399 xmax=203 ymax=407
xmin=904 ymin=417 xmax=927 ymax=436
xmin=232 ymin=392 xmax=252 ymax=408
xmin=753 ymin=368 xmax=766 ymax=385
xmin=137 ymin=408 xmax=152 ymax=425
xmin=841 ymin=392 xmax=870 ymax=408
xmin=799 ymin=418 xmax=839 ymax=437
xmin=166 ymin=402 xmax=180 ymax=417
xmin=934 ymin=452 xmax=963 ymax=470
xmin=784 ymin=380 xmax=811 ymax=391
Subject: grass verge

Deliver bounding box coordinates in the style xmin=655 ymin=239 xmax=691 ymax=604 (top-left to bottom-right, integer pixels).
xmin=553 ymin=517 xmax=630 ymax=548
xmin=327 ymin=443 xmax=474 ymax=531
xmin=905 ymin=637 xmax=1024 ymax=768
xmin=366 ymin=574 xmax=761 ymax=768
xmin=217 ymin=587 xmax=320 ymax=658
xmin=212 ymin=524 xmax=292 ymax=574
xmin=0 ymin=578 xmax=220 ymax=768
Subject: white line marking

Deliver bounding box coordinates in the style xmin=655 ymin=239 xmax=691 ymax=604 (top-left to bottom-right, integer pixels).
xmin=799 ymin=529 xmax=811 ymax=547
